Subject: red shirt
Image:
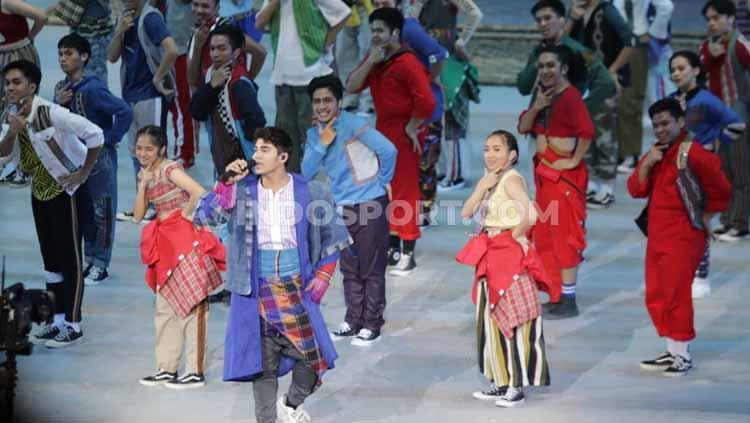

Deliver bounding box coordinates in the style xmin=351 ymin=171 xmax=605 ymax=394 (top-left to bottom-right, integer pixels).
xmin=699 ymin=33 xmax=750 ymax=106
xmin=518 ymin=85 xmax=594 ymax=140
xmin=0 ymin=11 xmax=29 ymax=46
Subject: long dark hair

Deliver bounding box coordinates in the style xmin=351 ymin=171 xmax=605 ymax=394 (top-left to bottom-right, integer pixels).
xmin=669 ymin=50 xmax=707 ymax=88
xmin=537 ymin=44 xmax=586 ymax=88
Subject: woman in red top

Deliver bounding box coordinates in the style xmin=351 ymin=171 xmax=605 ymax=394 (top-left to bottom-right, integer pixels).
xmin=134 ymin=125 xmax=225 ymax=389
xmin=518 ymin=45 xmax=594 ymax=319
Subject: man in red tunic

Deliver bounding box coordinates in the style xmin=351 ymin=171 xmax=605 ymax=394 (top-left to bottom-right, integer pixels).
xmin=628 ymin=98 xmax=731 ymax=377
xmin=346 ymin=7 xmax=436 ymax=277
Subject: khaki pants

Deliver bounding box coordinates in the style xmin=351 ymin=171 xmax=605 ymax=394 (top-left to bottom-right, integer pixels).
xmin=617 ymin=45 xmax=648 ymax=158
xmin=154 ymin=293 xmax=209 ymax=375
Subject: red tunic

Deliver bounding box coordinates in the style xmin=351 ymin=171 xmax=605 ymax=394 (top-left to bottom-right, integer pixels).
xmin=519 ymin=86 xmax=594 ymax=301
xmin=360 ymin=50 xmax=436 ymax=240
xmin=699 ymin=34 xmax=750 ymax=106
xmin=627 ymin=133 xmax=731 ymax=341
xmin=0 ymin=11 xmax=29 ymax=46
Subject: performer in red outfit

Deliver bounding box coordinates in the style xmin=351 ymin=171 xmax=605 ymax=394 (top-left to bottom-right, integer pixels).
xmin=518 ymin=45 xmax=593 ymax=319
xmin=346 ymin=7 xmax=436 ymax=277
xmin=628 ymin=98 xmax=731 ymax=377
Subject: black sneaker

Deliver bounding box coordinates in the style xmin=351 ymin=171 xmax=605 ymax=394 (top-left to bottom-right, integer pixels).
xmin=716 ymin=228 xmax=749 ymax=243
xmin=350 ymin=328 xmax=381 ymax=347
xmin=331 ymin=322 xmax=359 ymax=340
xmin=33 ymin=324 xmax=61 ymax=343
xmin=85 ymin=266 xmax=109 ymax=286
xmin=389 ymin=253 xmax=416 ymax=277
xmin=387 ymin=248 xmax=401 ymax=267
xmin=640 ymin=352 xmax=674 ymax=371
xmin=7 ymin=171 xmax=30 ymax=188
xmin=472 ymin=385 xmax=508 ymax=401
xmin=545 ymin=296 xmax=579 ymax=320
xmin=494 ymin=388 xmax=526 ymax=408
xmin=45 ymin=325 xmax=83 ymax=348
xmin=165 ymin=373 xmax=205 ymax=389
xmin=663 ymin=355 xmax=692 ymax=377
xmin=587 ymin=192 xmax=615 ymax=210
xmin=116 ymin=211 xmax=135 ymax=222
xmin=82 ymin=262 xmax=94 ymax=278
xmin=712 ymin=225 xmax=731 ymax=235
xmin=140 ymin=369 xmax=178 ymax=386
xmin=541 ymin=301 xmax=557 ymax=313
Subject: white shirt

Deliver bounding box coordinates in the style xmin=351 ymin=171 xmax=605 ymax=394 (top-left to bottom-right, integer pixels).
xmin=261 ymin=0 xmax=351 ymax=86
xmin=257 ymin=176 xmax=298 ymax=250
xmin=611 ymin=0 xmax=674 ymax=40
xmin=0 ymin=96 xmax=104 ymax=195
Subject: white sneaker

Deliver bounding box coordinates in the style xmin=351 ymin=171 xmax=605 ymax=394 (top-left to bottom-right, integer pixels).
xmin=330 ymin=321 xmax=358 ymax=341
xmin=617 ymin=155 xmax=637 ymax=174
xmin=716 ymin=228 xmax=748 ymax=243
xmin=389 ymin=253 xmax=416 ymax=277
xmin=692 ymin=277 xmax=711 ymax=299
xmin=277 ymin=395 xmax=311 ymax=423
xmin=85 ymin=266 xmax=109 ymax=286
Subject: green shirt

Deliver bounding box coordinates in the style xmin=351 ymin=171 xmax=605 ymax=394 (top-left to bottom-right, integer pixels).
xmin=515 ymin=35 xmax=615 ymax=113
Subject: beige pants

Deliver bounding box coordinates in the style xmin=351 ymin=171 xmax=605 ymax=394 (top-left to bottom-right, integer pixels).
xmin=155 ymin=293 xmax=209 ymax=375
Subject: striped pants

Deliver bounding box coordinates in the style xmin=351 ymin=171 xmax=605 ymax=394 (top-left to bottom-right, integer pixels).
xmin=719 ymin=131 xmax=750 ymax=231
xmin=476 ymin=282 xmax=550 ymax=388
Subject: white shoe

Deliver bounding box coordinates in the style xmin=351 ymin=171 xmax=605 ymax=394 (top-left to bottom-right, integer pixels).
xmin=716 ymin=228 xmax=748 ymax=243
xmin=692 ymin=277 xmax=711 ymax=299
xmin=277 ymin=395 xmax=311 ymax=423
xmin=389 ymin=253 xmax=415 ymax=277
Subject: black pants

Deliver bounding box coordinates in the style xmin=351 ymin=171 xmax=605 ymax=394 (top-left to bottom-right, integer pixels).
xmin=31 ymin=191 xmax=85 ymax=322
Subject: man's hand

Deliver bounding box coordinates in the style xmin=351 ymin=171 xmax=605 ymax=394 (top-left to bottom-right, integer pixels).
xmin=454 ymin=40 xmax=471 ymax=62
xmin=318 ymin=117 xmax=337 ymax=146
xmin=367 ymin=46 xmax=387 ymax=65
xmin=532 ymin=85 xmax=553 ymax=112
xmin=609 ymin=70 xmax=622 ymax=96
xmin=708 ymin=41 xmax=726 ymax=57
xmin=570 ymin=0 xmax=586 ymax=20
xmin=644 ymin=142 xmax=669 ymax=167
xmin=210 ymin=64 xmax=231 ymax=89
xmin=223 ymin=159 xmax=250 ymax=185
xmin=194 ymin=24 xmax=210 ymax=48
xmin=305 ymin=277 xmax=330 ymax=304
xmin=405 ymin=123 xmax=422 ymax=155
xmin=7 ymin=114 xmax=28 ymax=135
xmin=58 ymin=169 xmax=88 ymax=190
xmin=115 ymin=10 xmax=135 ymax=36
xmin=55 ymin=83 xmax=73 ymax=106
xmin=153 ymin=76 xmax=175 ymax=98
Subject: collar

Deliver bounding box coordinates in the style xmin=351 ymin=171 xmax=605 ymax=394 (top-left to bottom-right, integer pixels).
xmin=258 ymin=174 xmax=293 ymax=195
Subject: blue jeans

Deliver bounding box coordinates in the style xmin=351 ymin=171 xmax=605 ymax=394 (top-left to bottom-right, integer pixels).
xmin=81 ymin=144 xmax=118 ymax=268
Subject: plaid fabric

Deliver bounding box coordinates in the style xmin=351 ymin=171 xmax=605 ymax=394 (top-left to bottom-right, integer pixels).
xmin=258 ymin=274 xmax=328 ymax=380
xmin=51 ymin=0 xmax=87 ymax=27
xmin=159 ymin=248 xmax=223 ymax=319
xmin=143 ymin=162 xmax=190 ymax=219
xmin=218 ymin=84 xmax=240 ymax=142
xmin=489 ymin=273 xmax=542 ymax=339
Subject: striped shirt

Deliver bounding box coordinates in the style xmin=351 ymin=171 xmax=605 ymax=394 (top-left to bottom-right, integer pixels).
xmin=257 ymin=177 xmax=297 ymax=250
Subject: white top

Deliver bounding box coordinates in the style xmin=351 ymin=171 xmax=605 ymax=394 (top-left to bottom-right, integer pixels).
xmin=256 ymin=176 xmax=298 ymax=250
xmin=0 ymin=96 xmax=104 ymax=195
xmin=611 ymin=0 xmax=674 ymax=40
xmin=261 ymin=0 xmax=351 ymax=86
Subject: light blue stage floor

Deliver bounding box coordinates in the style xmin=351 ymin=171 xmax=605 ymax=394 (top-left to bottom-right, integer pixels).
xmin=2 ymin=21 xmax=749 ymax=423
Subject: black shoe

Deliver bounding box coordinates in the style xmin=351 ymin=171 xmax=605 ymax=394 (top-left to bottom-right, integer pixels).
xmin=387 ymin=247 xmax=401 ymax=267
xmin=494 ymin=388 xmax=526 ymax=408
xmin=45 ymin=325 xmax=83 ymax=348
xmin=350 ymin=328 xmax=381 ymax=347
xmin=33 ymin=324 xmax=61 ymax=343
xmin=82 ymin=262 xmax=94 ymax=278
xmin=140 ymin=369 xmax=178 ymax=386
xmin=712 ymin=225 xmax=731 ymax=235
xmin=663 ymin=355 xmax=692 ymax=377
xmin=208 ymin=289 xmax=231 ymax=304
xmin=389 ymin=252 xmax=416 ymax=277
xmin=331 ymin=322 xmax=359 ymax=340
xmin=545 ymin=296 xmax=579 ymax=320
xmin=587 ymin=192 xmax=615 ymax=210
xmin=165 ymin=373 xmax=205 ymax=389
xmin=541 ymin=301 xmax=557 ymax=313
xmin=640 ymin=352 xmax=674 ymax=371
xmin=85 ymin=266 xmax=109 ymax=286
xmin=472 ymin=385 xmax=508 ymax=401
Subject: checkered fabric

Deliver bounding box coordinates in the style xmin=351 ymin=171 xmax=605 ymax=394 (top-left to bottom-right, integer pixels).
xmin=51 ymin=0 xmax=87 ymax=26
xmin=258 ymin=274 xmax=328 ymax=380
xmin=490 ymin=272 xmax=542 ymax=339
xmin=159 ymin=248 xmax=223 ymax=319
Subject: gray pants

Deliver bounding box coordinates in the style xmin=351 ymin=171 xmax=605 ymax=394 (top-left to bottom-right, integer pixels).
xmin=336 ymin=11 xmax=371 ymax=110
xmin=274 ymin=84 xmax=313 ymax=173
xmin=253 ymin=334 xmax=318 ymax=423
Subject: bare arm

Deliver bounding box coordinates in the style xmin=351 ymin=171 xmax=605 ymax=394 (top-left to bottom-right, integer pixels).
xmin=346 ymin=54 xmax=378 ymax=93
xmin=133 ymin=171 xmax=151 ymax=223
xmin=503 ymin=175 xmax=532 ymax=241
xmin=551 ymin=138 xmax=591 ymax=170
xmin=461 ymin=184 xmax=486 ymax=219
xmin=4 ymin=0 xmax=47 ymax=39
xmin=107 ymin=12 xmax=135 ymax=63
xmin=243 ymin=35 xmax=267 ymax=80
xmin=154 ymin=37 xmax=179 ymax=85
xmin=609 ymin=47 xmax=635 ymax=75
xmin=255 ymin=0 xmax=279 ymax=30
xmin=325 ymin=16 xmax=348 ymax=50
xmin=168 ymin=166 xmax=208 ymax=219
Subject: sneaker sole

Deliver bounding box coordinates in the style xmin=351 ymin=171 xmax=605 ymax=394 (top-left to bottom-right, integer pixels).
xmin=717 ymin=236 xmax=746 ymax=243
xmin=389 ymin=268 xmax=415 ymax=277
xmin=330 ymin=334 xmax=357 ymax=341
xmin=586 ymin=202 xmax=612 ymax=211
xmin=139 ymin=379 xmax=173 ymax=387
xmin=639 ymin=363 xmax=672 ymax=371
xmin=32 ymin=335 xmax=56 ymax=345
xmin=472 ymin=393 xmax=503 ymax=401
xmin=45 ymin=336 xmax=83 ymax=348
xmin=85 ymin=276 xmax=110 ymax=286
xmin=662 ymin=369 xmax=691 ymax=378
xmin=351 ymin=337 xmax=381 ymax=347
xmin=495 ymin=398 xmax=525 ymax=408
xmin=164 ymin=381 xmax=206 ymax=390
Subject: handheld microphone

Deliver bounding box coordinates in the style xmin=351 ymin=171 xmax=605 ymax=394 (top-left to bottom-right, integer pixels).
xmin=219 ymin=159 xmax=255 ymax=183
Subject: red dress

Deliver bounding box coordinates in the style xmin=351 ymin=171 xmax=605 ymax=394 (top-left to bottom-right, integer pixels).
xmin=627 ymin=133 xmax=731 ymax=341
xmin=519 ymin=86 xmax=594 ymax=301
xmin=361 ymin=50 xmax=436 ymax=240
xmin=139 ymin=162 xmax=226 ymax=318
